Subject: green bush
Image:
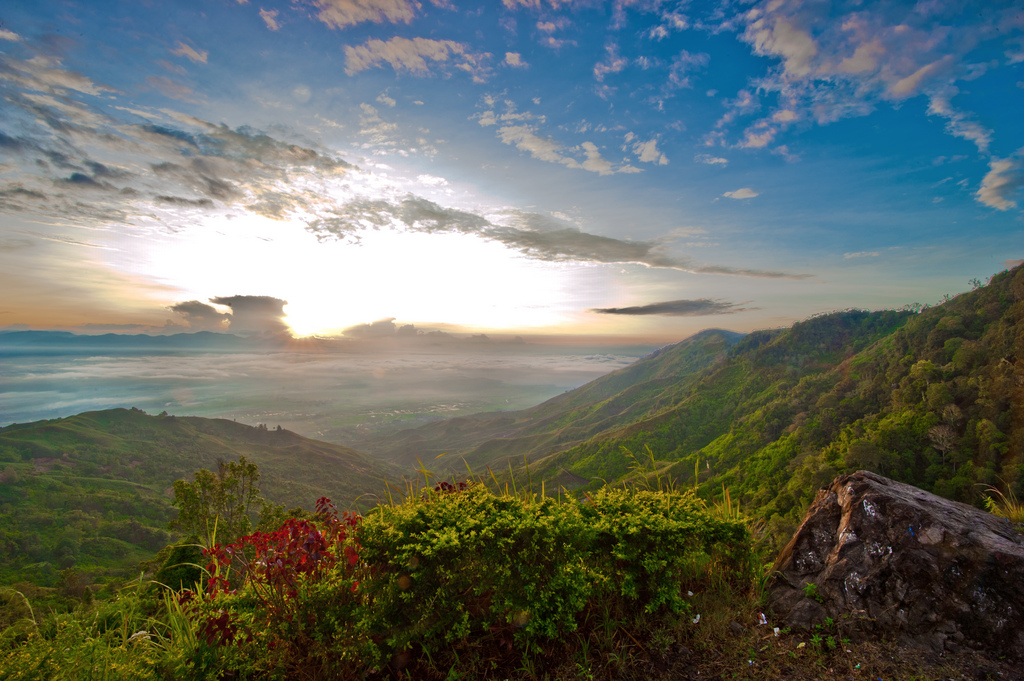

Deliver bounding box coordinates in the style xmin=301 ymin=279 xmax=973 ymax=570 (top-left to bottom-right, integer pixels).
xmin=186 ymin=483 xmax=753 ymax=677
xmin=2 ymin=483 xmax=755 ymax=679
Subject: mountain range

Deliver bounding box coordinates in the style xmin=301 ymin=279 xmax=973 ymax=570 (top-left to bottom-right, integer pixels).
xmin=356 ymin=265 xmax=1022 ymax=540
xmin=1 ymin=263 xmax=1021 ymax=586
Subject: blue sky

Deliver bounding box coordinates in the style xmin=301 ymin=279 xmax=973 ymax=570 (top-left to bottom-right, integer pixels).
xmin=1 ymin=0 xmax=1022 ymax=342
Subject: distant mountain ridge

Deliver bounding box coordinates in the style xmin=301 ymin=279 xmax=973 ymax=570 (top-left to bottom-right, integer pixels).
xmin=0 ymin=330 xmax=258 ymax=355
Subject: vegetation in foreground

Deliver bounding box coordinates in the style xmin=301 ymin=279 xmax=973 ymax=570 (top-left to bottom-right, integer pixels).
xmin=3 ymin=458 xmax=1020 ymax=680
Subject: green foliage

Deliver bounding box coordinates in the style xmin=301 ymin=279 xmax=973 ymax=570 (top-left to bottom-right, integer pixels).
xmin=801 ymin=582 xmax=821 ymax=602
xmin=169 ymin=456 xmax=282 ymax=549
xmin=0 ymin=409 xmax=396 ymax=588
xmin=358 ymin=484 xmax=596 ymax=650
xmin=500 ymin=265 xmax=1024 ymax=547
xmin=0 ymin=583 xmax=197 ymax=681
xmin=146 ymin=474 xmax=755 ymax=679
xmin=152 ymin=542 xmax=205 ymax=592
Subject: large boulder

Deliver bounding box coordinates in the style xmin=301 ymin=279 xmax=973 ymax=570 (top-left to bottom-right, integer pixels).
xmin=769 ymin=470 xmax=1024 ymax=658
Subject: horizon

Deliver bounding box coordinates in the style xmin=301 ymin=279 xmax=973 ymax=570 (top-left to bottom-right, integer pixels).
xmin=0 ymin=1 xmax=1021 ymax=345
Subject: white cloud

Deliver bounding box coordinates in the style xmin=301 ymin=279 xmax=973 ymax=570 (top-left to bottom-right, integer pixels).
xmin=844 ymin=251 xmax=880 ymax=259
xmin=344 ymin=37 xmax=491 ymax=82
xmin=376 ymin=92 xmax=396 ymax=107
xmin=309 ymin=0 xmax=416 ymax=29
xmin=580 ymin=141 xmax=614 ymax=175
xmin=594 ymin=44 xmax=629 ymax=82
xmin=145 ymin=76 xmax=201 ymax=103
xmin=630 ymin=138 xmax=668 ymax=165
xmin=667 ymin=50 xmax=709 ymax=89
xmin=976 ymin=156 xmax=1024 ymax=211
xmin=716 ymin=1 xmax=1024 ymax=155
xmin=723 ymin=188 xmax=759 ymax=199
xmin=646 ymin=10 xmax=688 ymax=41
xmin=927 ymin=92 xmax=991 ymax=153
xmin=358 ymin=103 xmax=399 ymax=146
xmin=0 ymin=29 xmax=23 ymax=42
xmin=496 ymin=125 xmax=631 ymax=176
xmin=473 ymin=97 xmax=543 ymax=129
xmin=417 ymin=174 xmax=448 ymax=186
xmin=744 ymin=14 xmax=817 ymax=78
xmin=504 ymin=52 xmax=527 ymax=67
xmin=1 ymin=55 xmax=114 ymax=96
xmin=170 ymin=41 xmax=208 ymax=64
xmin=259 ymin=8 xmax=281 ymax=31
xmin=498 ymin=125 xmax=577 ymax=167
xmin=695 ymin=154 xmax=728 ymax=166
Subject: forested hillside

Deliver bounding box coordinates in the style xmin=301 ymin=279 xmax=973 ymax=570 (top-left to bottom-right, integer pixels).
xmin=0 ymin=408 xmax=396 ymax=586
xmin=526 ymin=265 xmax=1024 ymax=538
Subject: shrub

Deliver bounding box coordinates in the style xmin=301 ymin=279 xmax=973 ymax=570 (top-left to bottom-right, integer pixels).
xmin=186 ymin=483 xmax=752 ymax=677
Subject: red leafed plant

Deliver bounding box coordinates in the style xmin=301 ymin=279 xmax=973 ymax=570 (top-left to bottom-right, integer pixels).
xmin=204 ymin=497 xmax=360 ymax=598
xmin=197 ymin=497 xmax=363 ymax=673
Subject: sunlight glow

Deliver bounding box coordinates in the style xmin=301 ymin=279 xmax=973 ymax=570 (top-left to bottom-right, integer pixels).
xmin=114 ymin=213 xmax=579 ymax=335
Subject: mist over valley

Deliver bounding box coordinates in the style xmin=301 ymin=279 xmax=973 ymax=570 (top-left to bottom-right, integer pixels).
xmin=0 ymin=332 xmax=658 ymax=444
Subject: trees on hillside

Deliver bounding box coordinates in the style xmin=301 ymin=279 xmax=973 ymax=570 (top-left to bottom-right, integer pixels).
xmin=169 ymin=456 xmax=284 ymax=548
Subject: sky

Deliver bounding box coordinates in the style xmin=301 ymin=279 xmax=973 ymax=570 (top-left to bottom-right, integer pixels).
xmin=1 ymin=0 xmax=1023 ymax=343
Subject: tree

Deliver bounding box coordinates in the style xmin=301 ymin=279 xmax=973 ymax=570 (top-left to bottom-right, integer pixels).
xmin=169 ymin=456 xmax=282 ymax=549
xmin=928 ymin=424 xmax=958 ymax=468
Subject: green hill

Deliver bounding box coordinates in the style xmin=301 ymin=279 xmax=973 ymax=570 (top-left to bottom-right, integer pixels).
xmin=0 ymin=408 xmax=398 ymax=586
xmin=358 ymin=265 xmax=1023 ymax=544
xmin=523 ymin=265 xmax=1024 ymax=537
xmin=363 ymin=328 xmax=746 ymax=469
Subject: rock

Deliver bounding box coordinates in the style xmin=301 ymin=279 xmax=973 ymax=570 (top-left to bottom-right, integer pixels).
xmin=768 ymin=471 xmax=1024 ymax=660
xmin=728 ymin=621 xmax=745 ymax=637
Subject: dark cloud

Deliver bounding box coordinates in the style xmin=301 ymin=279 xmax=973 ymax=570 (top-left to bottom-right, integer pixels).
xmin=312 ymin=197 xmax=812 ymax=279
xmin=171 ymin=297 xmax=290 ymax=336
xmin=139 ymin=125 xmax=199 ymax=148
xmin=85 ymin=161 xmax=126 ymax=179
xmin=589 ymin=298 xmax=754 ymax=316
xmin=155 ymin=195 xmax=215 ymax=208
xmin=0 ymin=187 xmax=48 ymax=212
xmin=43 ymin=151 xmax=81 ymax=170
xmin=209 ymin=295 xmax=290 ymax=335
xmin=0 ymin=237 xmax=34 ymax=252
xmin=0 ymin=50 xmax=352 ymax=228
xmin=343 ymin=318 xmax=417 ymax=338
xmin=150 ymin=160 xmax=241 ymax=201
xmin=170 ymin=300 xmax=230 ymax=332
xmin=63 ymin=172 xmax=104 ymax=187
xmin=0 ymin=131 xmax=28 ymax=150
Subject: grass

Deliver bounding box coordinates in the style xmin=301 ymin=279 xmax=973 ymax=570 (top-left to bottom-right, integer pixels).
xmin=984 ymin=484 xmax=1024 ymax=526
